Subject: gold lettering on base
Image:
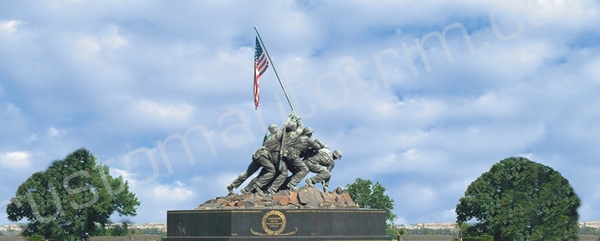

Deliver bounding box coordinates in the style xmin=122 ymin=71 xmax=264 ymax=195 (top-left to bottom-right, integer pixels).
xmin=250 ymin=210 xmax=298 ymax=236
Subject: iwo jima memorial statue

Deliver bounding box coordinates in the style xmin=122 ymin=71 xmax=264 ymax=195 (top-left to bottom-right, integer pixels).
xmin=162 ymin=28 xmax=387 ymax=241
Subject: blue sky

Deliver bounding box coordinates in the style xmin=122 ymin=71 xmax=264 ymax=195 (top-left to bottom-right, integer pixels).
xmin=1 ymin=0 xmax=600 ymax=226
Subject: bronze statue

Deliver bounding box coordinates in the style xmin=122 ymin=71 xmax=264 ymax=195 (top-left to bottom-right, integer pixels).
xmin=226 ymin=112 xmax=342 ymax=195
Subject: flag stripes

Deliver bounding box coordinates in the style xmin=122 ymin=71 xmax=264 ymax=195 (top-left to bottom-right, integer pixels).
xmin=254 ymin=37 xmax=268 ymax=109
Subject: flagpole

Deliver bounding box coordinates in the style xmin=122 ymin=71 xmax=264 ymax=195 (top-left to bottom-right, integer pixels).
xmin=254 ymin=27 xmax=295 ymax=113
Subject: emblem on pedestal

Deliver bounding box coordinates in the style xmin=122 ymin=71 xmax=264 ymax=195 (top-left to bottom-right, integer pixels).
xmin=250 ymin=210 xmax=298 ymax=236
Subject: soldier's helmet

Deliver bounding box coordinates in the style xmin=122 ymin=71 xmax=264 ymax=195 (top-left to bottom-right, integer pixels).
xmin=332 ymin=150 xmax=343 ymax=160
xmin=268 ymin=124 xmax=278 ymax=134
xmin=302 ymin=127 xmax=313 ymax=136
xmin=285 ymin=122 xmax=297 ymax=132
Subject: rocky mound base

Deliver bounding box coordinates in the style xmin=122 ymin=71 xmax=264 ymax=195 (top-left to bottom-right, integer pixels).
xmin=196 ymin=186 xmax=359 ymax=209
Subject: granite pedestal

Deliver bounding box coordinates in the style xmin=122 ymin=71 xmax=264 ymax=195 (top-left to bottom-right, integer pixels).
xmin=163 ymin=208 xmax=388 ymax=240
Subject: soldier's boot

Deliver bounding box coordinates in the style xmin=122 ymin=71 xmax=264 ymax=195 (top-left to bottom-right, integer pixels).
xmin=240 ymin=184 xmax=260 ymax=194
xmin=305 ymin=178 xmax=315 ymax=187
xmin=286 ymin=183 xmax=298 ymax=192
xmin=249 ymin=183 xmax=267 ymax=196
xmin=226 ymin=184 xmax=235 ymax=195
xmin=240 ymin=187 xmax=251 ymax=195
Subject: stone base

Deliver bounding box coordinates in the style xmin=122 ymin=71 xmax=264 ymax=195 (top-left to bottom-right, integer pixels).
xmin=163 ymin=209 xmax=388 ymax=240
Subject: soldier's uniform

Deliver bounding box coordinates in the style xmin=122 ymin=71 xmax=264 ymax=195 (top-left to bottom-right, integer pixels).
xmin=227 ymin=149 xmax=276 ymax=193
xmin=266 ymin=117 xmax=305 ymax=193
xmin=281 ymin=133 xmax=323 ymax=190
xmin=305 ymin=149 xmax=342 ymax=192
xmin=239 ymin=125 xmax=287 ymax=194
xmin=227 ymin=124 xmax=282 ymax=194
xmin=239 ymin=114 xmax=304 ymax=194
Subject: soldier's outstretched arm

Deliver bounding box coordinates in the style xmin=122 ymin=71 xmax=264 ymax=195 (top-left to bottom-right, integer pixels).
xmin=287 ymin=112 xmax=298 ymax=121
xmin=306 ymin=137 xmax=322 ymax=151
xmin=293 ymin=118 xmax=304 ymax=136
xmin=314 ymin=138 xmax=329 ymax=150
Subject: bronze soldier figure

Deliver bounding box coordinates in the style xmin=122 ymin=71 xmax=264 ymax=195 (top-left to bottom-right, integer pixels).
xmin=265 ymin=116 xmax=306 ymax=193
xmin=226 ymin=124 xmax=279 ymax=195
xmin=227 ymin=113 xmax=303 ymax=195
xmin=305 ymin=149 xmax=342 ymax=192
xmin=279 ymin=126 xmax=325 ymax=191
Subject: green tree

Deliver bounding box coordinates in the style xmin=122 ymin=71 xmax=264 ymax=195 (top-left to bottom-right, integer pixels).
xmin=6 ymin=148 xmax=141 ymax=241
xmin=345 ymin=178 xmax=397 ymax=237
xmin=456 ymin=157 xmax=580 ymax=241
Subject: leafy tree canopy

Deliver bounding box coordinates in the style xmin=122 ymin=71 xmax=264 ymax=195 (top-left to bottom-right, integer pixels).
xmin=346 ymin=178 xmax=397 ymax=236
xmin=6 ymin=148 xmax=140 ymax=241
xmin=456 ymin=157 xmax=580 ymax=241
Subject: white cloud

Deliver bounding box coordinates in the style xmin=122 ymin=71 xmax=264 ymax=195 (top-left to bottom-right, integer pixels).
xmin=585 ymin=58 xmax=600 ymax=82
xmin=0 ymin=152 xmax=31 ymax=169
xmin=111 ymin=168 xmax=134 ymax=183
xmin=136 ymin=100 xmax=193 ymax=121
xmin=102 ymin=98 xmax=197 ymax=132
xmin=148 ymin=181 xmax=194 ymax=203
xmin=101 ymin=26 xmax=127 ymax=48
xmin=77 ymin=36 xmax=102 ymax=55
xmin=108 ymin=168 xmax=197 ymax=222
xmin=189 ymin=176 xmax=203 ymax=183
xmin=111 ymin=168 xmax=194 ymax=204
xmin=0 ymin=20 xmax=22 ymax=36
xmin=48 ymin=127 xmax=69 ymax=137
xmin=0 ymin=103 xmax=20 ymax=118
xmin=399 ymin=184 xmax=438 ymax=208
xmin=24 ymin=134 xmax=38 ymax=144
xmin=75 ymin=26 xmax=128 ymax=57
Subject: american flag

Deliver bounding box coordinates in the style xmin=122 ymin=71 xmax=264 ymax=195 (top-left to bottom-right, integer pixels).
xmin=254 ymin=36 xmax=268 ymax=109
